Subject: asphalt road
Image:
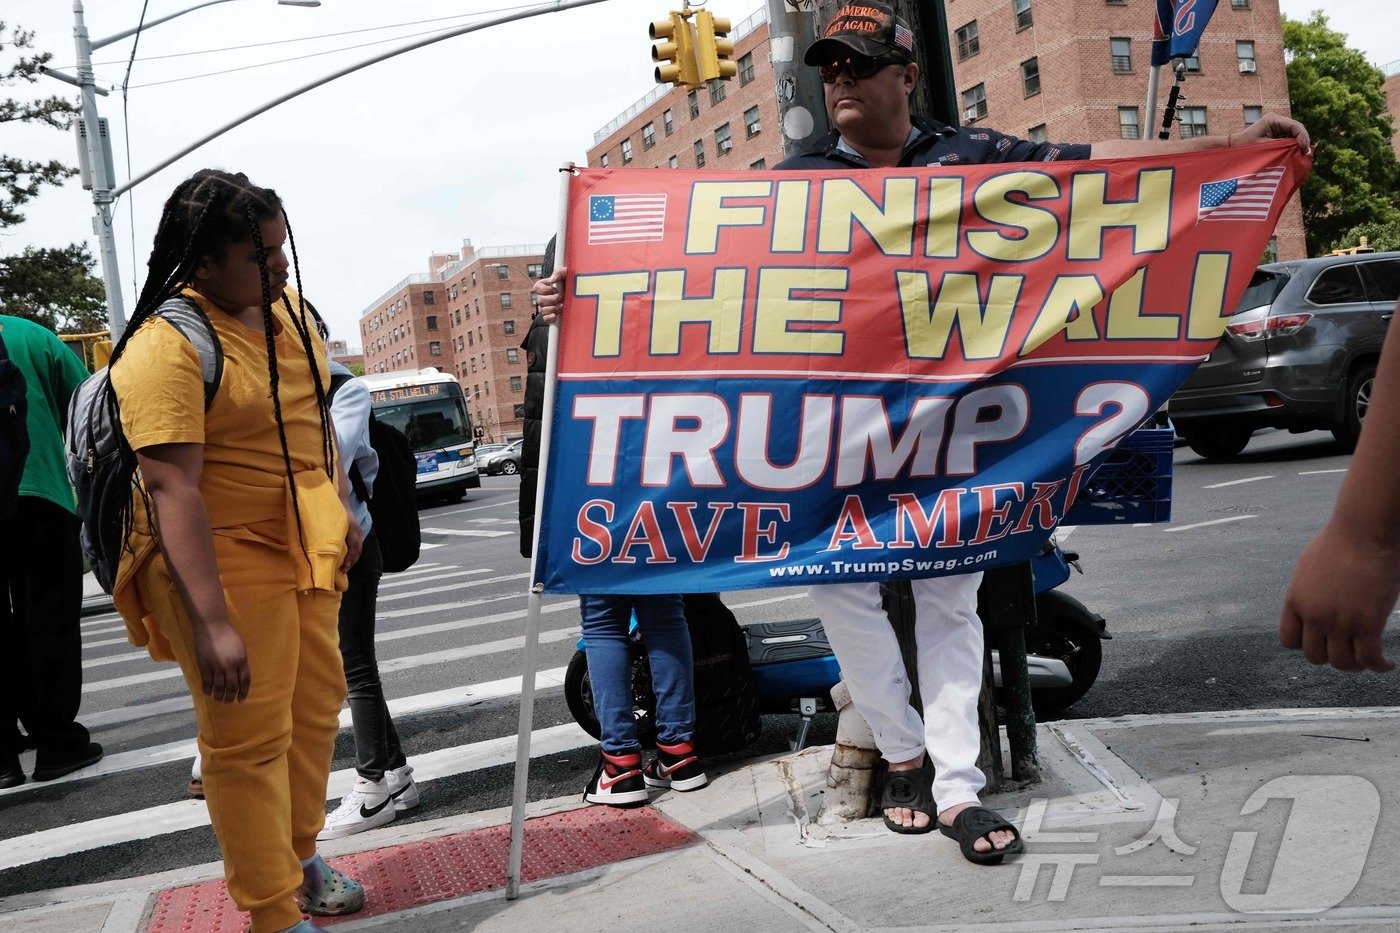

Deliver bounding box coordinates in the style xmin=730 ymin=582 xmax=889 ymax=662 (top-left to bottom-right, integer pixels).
xmin=1 ymin=427 xmax=1396 ymax=897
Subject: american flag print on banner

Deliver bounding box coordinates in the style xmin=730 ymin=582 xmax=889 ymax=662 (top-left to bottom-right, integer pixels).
xmin=588 ymin=194 xmax=667 ymax=244
xmin=1198 ymin=167 xmax=1285 ymax=221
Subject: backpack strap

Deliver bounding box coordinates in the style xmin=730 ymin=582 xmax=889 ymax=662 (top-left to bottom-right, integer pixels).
xmin=153 ymin=297 xmax=224 ymax=411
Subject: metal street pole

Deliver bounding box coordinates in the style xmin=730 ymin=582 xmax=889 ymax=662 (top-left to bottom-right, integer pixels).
xmin=71 ymin=1 xmax=127 ymax=339
xmin=766 ymin=0 xmax=830 ymax=160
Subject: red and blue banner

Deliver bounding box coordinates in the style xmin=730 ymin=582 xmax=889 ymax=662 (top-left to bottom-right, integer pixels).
xmin=535 ymin=141 xmax=1308 ymax=594
xmin=1153 ymin=0 xmax=1220 ymax=66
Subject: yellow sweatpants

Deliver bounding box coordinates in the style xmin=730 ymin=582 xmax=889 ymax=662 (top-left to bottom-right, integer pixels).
xmin=136 ymin=535 xmax=346 ymax=933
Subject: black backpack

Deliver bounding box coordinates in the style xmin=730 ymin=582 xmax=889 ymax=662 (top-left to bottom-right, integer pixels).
xmin=683 ymin=594 xmax=762 ymax=756
xmin=65 ymin=298 xmax=223 ymax=592
xmin=0 ymin=330 xmax=31 ymax=521
xmin=329 ymin=371 xmax=421 ymax=573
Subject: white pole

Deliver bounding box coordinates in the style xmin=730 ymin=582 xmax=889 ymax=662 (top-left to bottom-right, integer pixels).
xmin=505 ymin=163 xmax=574 ymax=900
xmin=1145 ymin=64 xmax=1160 ymax=145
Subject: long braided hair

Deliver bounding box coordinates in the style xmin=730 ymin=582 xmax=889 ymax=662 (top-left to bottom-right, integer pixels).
xmin=104 ymin=169 xmax=335 ymax=565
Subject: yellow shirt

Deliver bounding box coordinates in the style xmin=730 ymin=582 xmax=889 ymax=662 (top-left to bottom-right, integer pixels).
xmin=110 ymin=288 xmax=347 ymax=656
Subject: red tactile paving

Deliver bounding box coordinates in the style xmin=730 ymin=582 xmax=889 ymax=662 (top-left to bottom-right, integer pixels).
xmin=146 ymin=806 xmax=698 ymax=932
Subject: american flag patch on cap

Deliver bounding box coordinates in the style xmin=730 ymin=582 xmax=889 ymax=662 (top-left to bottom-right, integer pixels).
xmin=894 ymin=24 xmax=914 ymax=52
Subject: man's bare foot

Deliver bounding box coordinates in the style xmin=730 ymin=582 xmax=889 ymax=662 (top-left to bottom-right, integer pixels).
xmin=938 ymin=801 xmax=1017 ymax=853
xmin=883 ymin=755 xmax=932 ymax=831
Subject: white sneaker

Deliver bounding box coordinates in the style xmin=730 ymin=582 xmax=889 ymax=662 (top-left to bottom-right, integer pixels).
xmin=387 ymin=764 xmax=420 ymax=812
xmin=317 ymin=777 xmax=396 ymax=841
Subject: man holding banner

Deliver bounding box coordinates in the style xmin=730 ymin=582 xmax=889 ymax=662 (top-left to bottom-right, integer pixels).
xmin=532 ymin=0 xmax=1308 ymax=867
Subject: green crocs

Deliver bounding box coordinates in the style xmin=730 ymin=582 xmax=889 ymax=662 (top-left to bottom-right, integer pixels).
xmin=295 ymin=854 xmax=364 ymax=916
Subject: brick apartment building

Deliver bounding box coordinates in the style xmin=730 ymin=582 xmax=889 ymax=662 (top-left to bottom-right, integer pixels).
xmin=589 ymin=0 xmax=1306 ymax=259
xmin=1385 ymin=60 xmax=1400 ymax=159
xmin=358 ymin=242 xmax=546 ymax=443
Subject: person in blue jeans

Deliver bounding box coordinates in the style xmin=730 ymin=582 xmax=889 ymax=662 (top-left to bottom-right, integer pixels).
xmin=577 ymin=594 xmax=707 ymax=806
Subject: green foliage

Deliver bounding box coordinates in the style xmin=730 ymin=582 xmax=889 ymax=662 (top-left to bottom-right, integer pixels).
xmin=0 ymin=244 xmax=108 ymax=334
xmin=347 ymin=361 xmax=366 ymax=377
xmin=1283 ymin=13 xmax=1400 ymax=256
xmin=1326 ymin=220 xmax=1400 ymax=254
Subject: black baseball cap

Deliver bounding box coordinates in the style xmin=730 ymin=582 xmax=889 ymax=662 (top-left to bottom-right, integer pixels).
xmin=804 ymin=3 xmax=917 ymax=66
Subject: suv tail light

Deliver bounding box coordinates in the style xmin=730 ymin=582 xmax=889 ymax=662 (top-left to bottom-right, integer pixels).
xmin=1226 ymin=313 xmax=1312 ymax=340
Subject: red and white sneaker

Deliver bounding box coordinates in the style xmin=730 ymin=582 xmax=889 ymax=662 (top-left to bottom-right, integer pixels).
xmin=584 ymin=750 xmax=649 ymax=807
xmin=642 ymin=740 xmax=708 ymax=792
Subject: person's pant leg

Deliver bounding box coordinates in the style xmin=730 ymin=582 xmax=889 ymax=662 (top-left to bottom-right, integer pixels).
xmin=10 ymin=498 xmax=88 ymax=753
xmin=0 ymin=511 xmax=24 ymax=757
xmin=138 ymin=541 xmax=306 ymax=933
xmin=633 ymin=594 xmax=694 ymax=746
xmin=337 ymin=532 xmax=394 ymax=781
xmin=288 ymin=585 xmax=348 ymax=859
xmin=578 ymin=594 xmax=640 ymax=754
xmin=812 ymin=581 xmax=925 ymax=763
xmin=911 ymin=572 xmax=987 ymax=811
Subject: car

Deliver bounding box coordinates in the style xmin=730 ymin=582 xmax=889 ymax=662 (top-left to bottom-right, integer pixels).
xmin=485 ymin=438 xmax=524 ymax=475
xmin=1168 ymin=251 xmax=1398 ymax=459
xmin=472 ymin=443 xmax=507 ymax=463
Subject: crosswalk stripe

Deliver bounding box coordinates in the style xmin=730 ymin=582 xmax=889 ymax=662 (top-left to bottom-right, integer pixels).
xmin=422 ymin=527 xmax=512 ymax=538
xmin=377 ymin=572 xmax=530 ymax=604
xmin=2 ymin=668 xmax=571 ymax=798
xmin=0 ymin=722 xmax=592 ymax=872
xmin=376 ymin=568 xmax=486 ymax=590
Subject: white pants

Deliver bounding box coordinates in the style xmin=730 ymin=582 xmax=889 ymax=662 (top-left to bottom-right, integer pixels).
xmin=814 ymin=573 xmax=986 ymax=811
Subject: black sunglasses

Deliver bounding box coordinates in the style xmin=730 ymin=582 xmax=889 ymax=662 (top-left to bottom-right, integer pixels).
xmin=818 ymin=55 xmax=903 ymax=83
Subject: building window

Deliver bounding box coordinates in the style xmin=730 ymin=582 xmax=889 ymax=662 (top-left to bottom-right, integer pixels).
xmin=709 ymin=81 xmax=726 ymax=105
xmin=715 ymin=123 xmax=733 ymax=155
xmin=663 ymin=108 xmax=674 ymax=135
xmin=1106 ymin=0 xmax=1126 ymax=4
xmin=1021 ymin=57 xmax=1040 ymax=97
xmin=961 ymin=84 xmax=987 ymax=122
xmin=642 ymin=122 xmax=656 ymax=148
xmin=744 ymin=105 xmax=761 ymax=138
xmin=668 ymin=155 xmax=680 ymax=169
xmin=1111 ymin=37 xmax=1132 ymax=73
xmin=1180 ymin=106 xmax=1208 ymax=138
xmin=1183 ymin=49 xmax=1202 ymax=72
xmin=507 ymin=348 xmax=520 ymax=364
xmin=1013 ymin=0 xmax=1033 ymax=31
xmin=527 ymin=262 xmax=543 ymax=278
xmin=739 ymin=52 xmax=755 ymax=84
xmin=485 ymin=383 xmax=490 ymax=397
xmin=1119 ymin=106 xmax=1140 ymax=139
xmin=429 ymin=341 xmax=442 ymax=356
xmin=751 ymin=158 xmax=766 ymax=170
xmin=467 ymin=332 xmax=474 ymax=347
xmin=955 ymin=21 xmax=979 ymax=61
xmin=1243 ymin=105 xmax=1262 ymax=126
xmin=471 ymin=358 xmax=477 ymax=373
xmin=694 ymin=140 xmax=706 ymax=167
xmin=600 ymin=153 xmax=609 ymax=168
xmin=1236 ymin=40 xmax=1256 ymax=65
xmin=426 ymin=315 xmax=438 ymax=331
xmin=510 ymin=376 xmax=523 ymax=392
xmin=423 ymin=291 xmax=435 ymax=305
xmin=1231 ymin=0 xmax=1249 ymax=9
xmin=1028 ymin=124 xmax=1047 ymax=143
xmin=688 ymin=91 xmax=700 ymax=118
xmin=500 ymin=292 xmax=513 ymax=308
xmin=497 ymin=264 xmax=509 ymax=279
xmin=503 ymin=320 xmax=516 ymax=336
xmin=621 ymin=138 xmax=634 ymax=163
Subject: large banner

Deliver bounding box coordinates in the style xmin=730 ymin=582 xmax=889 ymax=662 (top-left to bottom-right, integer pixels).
xmin=535 ymin=141 xmax=1308 ymax=594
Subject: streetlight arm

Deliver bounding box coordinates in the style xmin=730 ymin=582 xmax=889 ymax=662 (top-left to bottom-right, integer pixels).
xmin=41 ymin=66 xmax=110 ymax=95
xmin=111 ymin=0 xmax=610 ymax=199
xmin=90 ymin=0 xmax=240 ymax=51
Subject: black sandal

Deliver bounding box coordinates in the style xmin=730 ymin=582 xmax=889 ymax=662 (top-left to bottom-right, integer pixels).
xmin=879 ymin=758 xmax=937 ymax=835
xmin=938 ymin=806 xmax=1025 ymax=864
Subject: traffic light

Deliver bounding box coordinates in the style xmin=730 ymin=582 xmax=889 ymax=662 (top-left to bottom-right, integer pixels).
xmin=694 ymin=10 xmax=736 ymax=83
xmin=650 ymin=13 xmax=700 ymax=88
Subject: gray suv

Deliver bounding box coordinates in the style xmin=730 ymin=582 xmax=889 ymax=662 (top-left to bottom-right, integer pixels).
xmin=1169 ymin=251 xmax=1398 ymax=459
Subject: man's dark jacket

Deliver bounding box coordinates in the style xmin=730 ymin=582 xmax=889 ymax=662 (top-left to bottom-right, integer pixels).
xmin=774 ymin=115 xmax=1089 ymax=170
xmin=518 ymin=236 xmax=553 ymax=558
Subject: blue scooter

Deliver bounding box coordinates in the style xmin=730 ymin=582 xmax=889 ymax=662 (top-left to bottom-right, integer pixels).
xmin=563 ymin=537 xmax=1108 ymax=751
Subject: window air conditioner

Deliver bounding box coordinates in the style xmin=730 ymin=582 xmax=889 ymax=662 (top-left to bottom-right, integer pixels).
xmin=1238 ymin=59 xmax=1257 ymax=73
xmin=963 ymin=106 xmax=980 ymax=121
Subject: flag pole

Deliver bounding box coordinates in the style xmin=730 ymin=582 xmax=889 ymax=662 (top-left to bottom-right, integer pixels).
xmin=505 ymin=162 xmax=574 ymax=901
xmin=1145 ymin=64 xmax=1160 ymax=145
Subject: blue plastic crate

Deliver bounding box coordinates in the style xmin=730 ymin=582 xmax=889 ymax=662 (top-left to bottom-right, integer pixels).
xmin=1064 ymin=427 xmax=1174 ymax=525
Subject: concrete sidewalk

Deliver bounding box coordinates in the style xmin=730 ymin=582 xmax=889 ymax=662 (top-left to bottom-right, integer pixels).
xmin=3 ymin=706 xmax=1396 ymax=932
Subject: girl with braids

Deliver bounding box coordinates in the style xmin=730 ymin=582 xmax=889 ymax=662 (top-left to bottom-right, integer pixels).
xmin=108 ymin=169 xmax=364 ymax=933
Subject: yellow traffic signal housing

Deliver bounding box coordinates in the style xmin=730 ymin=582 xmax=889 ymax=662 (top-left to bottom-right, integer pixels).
xmin=694 ymin=11 xmax=737 ymax=82
xmin=650 ymin=13 xmax=700 ymax=88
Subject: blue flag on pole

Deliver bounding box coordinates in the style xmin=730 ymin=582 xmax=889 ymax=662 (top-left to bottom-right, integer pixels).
xmin=1152 ymin=0 xmax=1219 ymax=66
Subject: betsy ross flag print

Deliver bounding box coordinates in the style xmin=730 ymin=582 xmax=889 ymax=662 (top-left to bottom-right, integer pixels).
xmin=1198 ymin=167 xmax=1285 ymax=221
xmin=588 ymin=194 xmax=667 ymax=244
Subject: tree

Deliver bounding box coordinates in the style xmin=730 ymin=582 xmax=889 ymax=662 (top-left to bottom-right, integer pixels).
xmin=1 ymin=23 xmax=107 ymax=334
xmin=1283 ymin=13 xmax=1400 ymax=256
xmin=1326 ymin=220 xmax=1400 ymax=254
xmin=347 ymin=361 xmax=366 ymax=377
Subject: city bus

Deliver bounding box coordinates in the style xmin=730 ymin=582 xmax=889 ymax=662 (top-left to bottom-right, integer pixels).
xmin=361 ymin=368 xmax=481 ymax=500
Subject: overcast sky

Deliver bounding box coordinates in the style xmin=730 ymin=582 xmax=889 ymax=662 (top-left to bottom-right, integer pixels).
xmin=5 ymin=0 xmax=1396 ymax=346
